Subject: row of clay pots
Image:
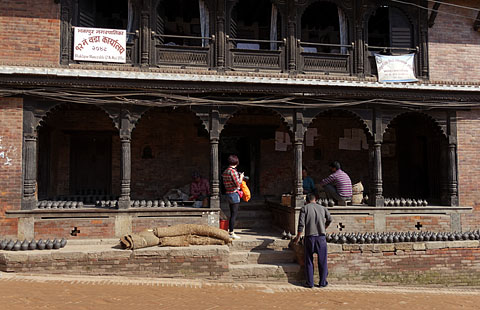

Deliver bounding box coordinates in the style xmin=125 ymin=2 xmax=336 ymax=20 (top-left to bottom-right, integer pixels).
xmin=37 ymin=201 xmax=84 ymax=209
xmin=0 ymin=238 xmax=67 ymax=251
xmin=95 ymin=200 xmax=118 ymax=208
xmin=129 ymin=200 xmax=179 ymax=208
xmin=327 ymin=230 xmax=480 ymax=244
xmin=384 ymin=198 xmax=428 ymax=207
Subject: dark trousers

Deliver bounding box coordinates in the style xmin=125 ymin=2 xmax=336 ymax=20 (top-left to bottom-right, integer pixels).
xmin=228 ymin=203 xmax=239 ymax=232
xmin=304 ymin=235 xmax=328 ymax=287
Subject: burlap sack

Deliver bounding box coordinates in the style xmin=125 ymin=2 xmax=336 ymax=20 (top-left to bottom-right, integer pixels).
xmin=120 ymin=229 xmax=160 ymax=250
xmin=159 ymin=235 xmax=226 ymax=247
xmin=352 ymin=193 xmax=363 ymax=204
xmin=352 ymin=181 xmax=364 ymax=194
xmin=153 ymin=224 xmax=231 ymax=244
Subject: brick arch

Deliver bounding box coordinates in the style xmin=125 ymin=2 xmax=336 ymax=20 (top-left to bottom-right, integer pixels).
xmin=306 ymin=108 xmax=373 ymax=139
xmin=383 ymin=111 xmax=447 ymax=139
xmin=131 ymin=106 xmax=207 ymax=135
xmin=221 ymin=106 xmax=293 ymax=135
xmin=36 ymin=103 xmax=118 ymax=131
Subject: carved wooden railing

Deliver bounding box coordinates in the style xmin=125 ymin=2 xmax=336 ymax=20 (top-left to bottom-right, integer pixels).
xmin=298 ymin=41 xmax=354 ymax=75
xmin=226 ymin=37 xmax=286 ymax=72
xmin=152 ymin=33 xmax=215 ymax=68
xmin=365 ymin=44 xmax=419 ymax=76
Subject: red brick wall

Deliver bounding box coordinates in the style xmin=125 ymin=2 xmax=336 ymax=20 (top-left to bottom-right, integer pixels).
xmin=329 ymin=215 xmax=375 ymax=233
xmin=0 ymin=0 xmax=60 ymax=65
xmin=429 ymin=0 xmax=480 ymax=83
xmin=457 ymin=109 xmax=480 ymax=229
xmin=131 ymin=108 xmax=210 ymax=200
xmin=0 ymin=97 xmax=23 ymax=238
xmin=34 ymin=218 xmax=115 ymax=239
xmin=385 ymin=215 xmax=451 ymax=232
xmin=328 ymin=243 xmax=480 ymax=285
xmin=304 ymin=112 xmax=370 ymax=193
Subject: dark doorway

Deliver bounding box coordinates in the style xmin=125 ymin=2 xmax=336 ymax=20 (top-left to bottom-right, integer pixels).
xmin=69 ymin=133 xmax=112 ymax=196
xmin=220 ymin=135 xmax=260 ymax=196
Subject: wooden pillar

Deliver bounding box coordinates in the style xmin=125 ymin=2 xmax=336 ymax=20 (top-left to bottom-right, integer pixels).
xmin=216 ymin=0 xmax=226 ymax=70
xmin=447 ymin=111 xmax=459 ymax=206
xmin=22 ymin=109 xmax=38 ymax=210
xmin=140 ymin=9 xmax=150 ymax=66
xmin=293 ymin=110 xmax=304 ymax=207
xmin=287 ymin=2 xmax=297 ymax=73
xmin=118 ymin=110 xmax=133 ymax=209
xmin=209 ymin=109 xmax=221 ymax=210
xmin=447 ymin=140 xmax=458 ymax=206
xmin=370 ymin=108 xmax=384 ymax=206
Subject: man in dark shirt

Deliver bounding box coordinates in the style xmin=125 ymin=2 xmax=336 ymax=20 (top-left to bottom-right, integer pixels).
xmin=293 ymin=193 xmax=332 ymax=288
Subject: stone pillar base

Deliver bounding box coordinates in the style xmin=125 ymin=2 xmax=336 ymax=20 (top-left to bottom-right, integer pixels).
xmin=118 ymin=199 xmax=130 ymax=209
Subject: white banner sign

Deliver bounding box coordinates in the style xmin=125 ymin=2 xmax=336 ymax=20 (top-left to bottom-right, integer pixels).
xmin=74 ymin=27 xmax=126 ymax=63
xmin=374 ymin=53 xmax=417 ymax=83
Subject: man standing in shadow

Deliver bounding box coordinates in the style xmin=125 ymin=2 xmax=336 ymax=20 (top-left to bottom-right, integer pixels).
xmin=293 ymin=193 xmax=332 ymax=288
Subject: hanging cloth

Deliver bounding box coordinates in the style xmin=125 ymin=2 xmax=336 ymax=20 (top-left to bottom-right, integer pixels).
xmin=338 ymin=7 xmax=348 ymax=54
xmin=270 ymin=3 xmax=278 ymax=50
xmin=199 ymin=0 xmax=210 ymax=47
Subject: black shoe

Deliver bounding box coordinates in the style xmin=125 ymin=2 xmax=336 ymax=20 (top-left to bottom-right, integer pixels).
xmin=302 ymin=283 xmax=314 ymax=288
xmin=317 ymin=282 xmax=329 ymax=288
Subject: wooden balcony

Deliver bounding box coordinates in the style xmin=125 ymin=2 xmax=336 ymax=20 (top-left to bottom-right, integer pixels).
xmin=153 ymin=33 xmax=214 ymax=68
xmin=298 ymin=41 xmax=354 ymax=75
xmin=227 ymin=37 xmax=286 ymax=72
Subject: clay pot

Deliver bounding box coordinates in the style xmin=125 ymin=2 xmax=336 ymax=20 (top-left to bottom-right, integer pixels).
xmin=172 ymin=201 xmax=178 ymax=207
xmin=153 ymin=200 xmax=159 ymax=208
xmin=60 ymin=238 xmax=67 ymax=248
xmin=45 ymin=239 xmax=54 ymax=250
xmin=53 ymin=239 xmax=61 ymax=249
xmin=46 ymin=201 xmax=53 ymax=209
xmin=71 ymin=201 xmax=78 ymax=208
xmin=373 ymin=235 xmax=380 ymax=243
xmin=37 ymin=239 xmax=45 ymax=250
xmin=21 ymin=240 xmax=29 ymax=251
xmin=412 ymin=200 xmax=418 ymax=207
xmin=165 ymin=200 xmax=172 ymax=207
xmin=146 ymin=200 xmax=153 ymax=208
xmin=0 ymin=239 xmax=7 ymax=250
xmin=140 ymin=200 xmax=146 ymax=207
xmin=133 ymin=200 xmax=139 ymax=208
xmin=393 ymin=235 xmax=399 ymax=243
xmin=328 ymin=199 xmax=335 ymax=207
xmin=5 ymin=240 xmax=14 ymax=251
xmin=28 ymin=240 xmax=37 ymax=250
xmin=400 ymin=198 xmax=406 ymax=206
xmin=65 ymin=201 xmax=72 ymax=208
xmin=13 ymin=240 xmax=21 ymax=251
xmin=52 ymin=201 xmax=59 ymax=209
xmin=332 ymin=234 xmax=339 ymax=243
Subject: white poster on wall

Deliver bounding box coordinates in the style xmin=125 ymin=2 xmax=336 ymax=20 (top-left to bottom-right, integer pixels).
xmin=74 ymin=27 xmax=126 ymax=63
xmin=374 ymin=53 xmax=418 ymax=83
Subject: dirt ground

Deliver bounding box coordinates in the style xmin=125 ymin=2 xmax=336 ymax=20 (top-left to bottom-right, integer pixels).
xmin=1 ymin=274 xmax=479 ymax=310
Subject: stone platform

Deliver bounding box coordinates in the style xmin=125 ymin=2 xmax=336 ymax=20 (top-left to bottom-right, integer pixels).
xmin=1 ymin=230 xmax=480 ymax=286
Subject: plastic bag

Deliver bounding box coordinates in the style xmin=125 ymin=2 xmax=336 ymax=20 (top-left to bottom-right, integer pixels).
xmin=240 ymin=181 xmax=251 ymax=202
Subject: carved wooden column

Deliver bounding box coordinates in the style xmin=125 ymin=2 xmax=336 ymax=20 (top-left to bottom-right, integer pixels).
xmin=287 ymin=3 xmax=297 ymax=73
xmin=293 ymin=110 xmax=304 ymax=207
xmin=369 ymin=109 xmax=384 ymax=206
xmin=209 ymin=109 xmax=221 ymax=210
xmin=59 ymin=0 xmax=72 ymax=65
xmin=22 ymin=109 xmax=38 ymax=210
xmin=446 ymin=111 xmax=459 ymax=206
xmin=118 ymin=110 xmax=133 ymax=209
xmin=216 ymin=0 xmax=226 ymax=70
xmin=140 ymin=9 xmax=150 ymax=66
xmin=370 ymin=141 xmax=384 ymax=207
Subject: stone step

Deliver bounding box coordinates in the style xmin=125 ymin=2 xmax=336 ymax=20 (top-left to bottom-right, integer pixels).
xmin=229 ymin=263 xmax=302 ymax=282
xmin=229 ymin=249 xmax=296 ymax=265
xmin=228 ymin=238 xmax=291 ymax=251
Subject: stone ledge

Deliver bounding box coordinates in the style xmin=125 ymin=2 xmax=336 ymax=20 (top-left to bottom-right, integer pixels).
xmin=329 ymin=240 xmax=480 ymax=254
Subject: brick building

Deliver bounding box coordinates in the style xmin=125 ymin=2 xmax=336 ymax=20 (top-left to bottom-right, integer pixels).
xmin=0 ymin=0 xmax=479 ymax=240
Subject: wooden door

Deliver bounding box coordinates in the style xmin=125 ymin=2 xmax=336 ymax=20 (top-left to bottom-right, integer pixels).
xmin=70 ymin=134 xmax=112 ymax=195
